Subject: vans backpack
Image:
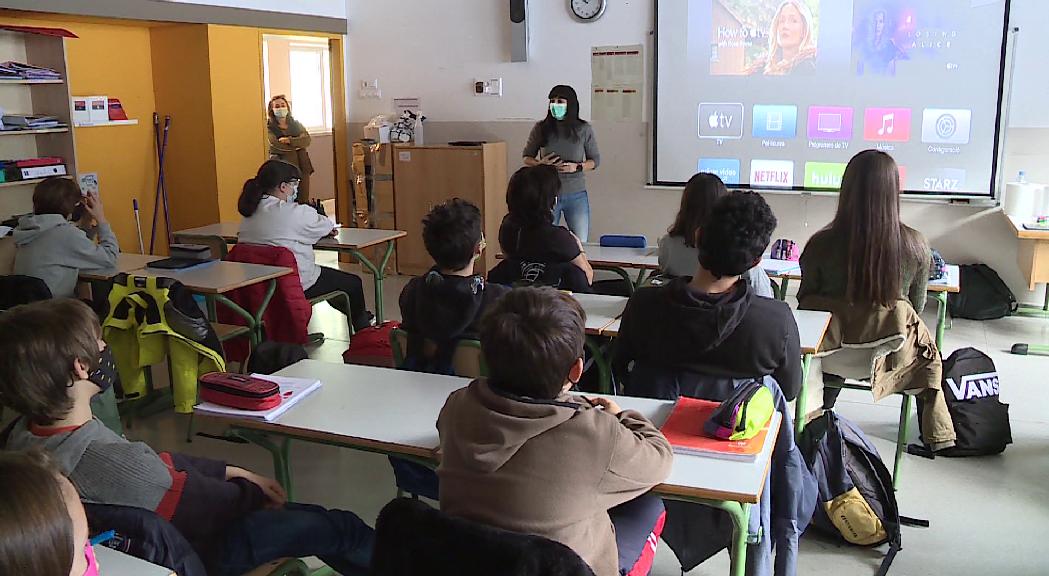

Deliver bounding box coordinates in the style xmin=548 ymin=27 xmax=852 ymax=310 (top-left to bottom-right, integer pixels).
xmin=917 ymin=347 xmax=1012 ymax=457
xmin=800 ymin=411 xmax=921 ymax=576
xmin=948 ymin=264 xmax=1017 ymax=320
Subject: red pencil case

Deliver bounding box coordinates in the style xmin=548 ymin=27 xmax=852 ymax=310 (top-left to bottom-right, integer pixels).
xmin=199 ymin=372 xmax=282 ymax=411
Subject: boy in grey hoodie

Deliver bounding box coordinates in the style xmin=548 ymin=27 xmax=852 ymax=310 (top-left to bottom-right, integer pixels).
xmin=0 ymin=299 xmax=374 ymax=575
xmin=13 ymin=177 xmax=119 ymax=298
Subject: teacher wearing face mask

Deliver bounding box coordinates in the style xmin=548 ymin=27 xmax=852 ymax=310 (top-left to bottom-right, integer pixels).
xmin=522 ymin=85 xmax=601 ymax=241
xmin=267 ymin=95 xmax=315 ymax=204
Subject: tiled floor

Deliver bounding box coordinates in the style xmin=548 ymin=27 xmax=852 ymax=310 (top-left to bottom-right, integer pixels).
xmin=129 ymin=260 xmax=1049 ymax=575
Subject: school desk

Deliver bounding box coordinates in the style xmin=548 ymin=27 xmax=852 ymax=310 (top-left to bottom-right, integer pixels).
xmin=78 ymin=253 xmax=163 ymax=282
xmin=95 ymin=545 xmax=175 ymax=576
xmin=581 ymin=243 xmax=659 ymax=290
xmin=127 ymin=261 xmax=291 ymax=347
xmin=573 ymin=293 xmax=630 ymax=393
xmin=199 ymin=359 xmax=779 ymax=576
xmin=1006 ymin=215 xmax=1049 ymax=354
xmin=174 ymin=222 xmax=406 ymax=322
xmin=765 ymin=263 xmax=960 ymax=351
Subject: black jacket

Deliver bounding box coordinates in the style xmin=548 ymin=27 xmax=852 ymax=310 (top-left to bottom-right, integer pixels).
xmin=613 ymin=278 xmax=802 ymax=400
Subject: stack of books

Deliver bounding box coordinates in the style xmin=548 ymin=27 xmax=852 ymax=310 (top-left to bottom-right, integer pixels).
xmin=0 ymin=61 xmax=61 ymax=80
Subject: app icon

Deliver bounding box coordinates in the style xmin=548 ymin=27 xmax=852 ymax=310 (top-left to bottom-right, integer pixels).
xmin=807 ymin=106 xmax=853 ymax=140
xmin=698 ymin=158 xmax=741 ymax=185
xmin=922 ymin=109 xmax=972 ymax=145
xmin=804 ymin=162 xmax=847 ymax=190
xmin=698 ymin=103 xmax=745 ymax=139
xmin=750 ymin=160 xmax=794 ymax=188
xmin=922 ymin=168 xmax=967 ymax=192
xmin=863 ymin=107 xmax=912 ymax=142
xmin=752 ymin=105 xmax=798 ymax=139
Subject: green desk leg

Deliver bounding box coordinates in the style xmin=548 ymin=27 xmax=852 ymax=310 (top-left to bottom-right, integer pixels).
xmin=594 ymin=264 xmax=635 ymax=295
xmin=585 ymin=337 xmax=613 ymax=394
xmin=893 ymin=394 xmax=913 ymax=490
xmin=664 ymin=498 xmax=749 ymax=576
xmin=1011 ymin=286 xmax=1049 ymax=355
xmin=934 ymin=291 xmax=948 ymax=351
xmin=215 ymin=279 xmax=277 ymax=347
xmin=795 ymin=354 xmax=812 ymax=436
xmin=231 ymin=428 xmax=295 ymax=501
xmin=350 ymin=241 xmax=395 ymax=323
xmin=776 ymin=277 xmax=791 ymax=301
xmin=634 ymin=269 xmax=649 ymax=290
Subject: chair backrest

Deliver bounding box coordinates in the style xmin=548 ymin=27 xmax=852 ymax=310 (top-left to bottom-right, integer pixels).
xmin=83 ymin=503 xmax=207 ymax=576
xmin=0 ymin=236 xmax=15 ymax=275
xmin=390 ymin=327 xmax=486 ymax=378
xmin=0 ymin=274 xmax=52 ymax=310
xmin=372 ymin=497 xmax=596 ymax=576
xmin=488 ymin=258 xmax=592 ymax=293
xmin=180 ymin=234 xmax=229 ymax=260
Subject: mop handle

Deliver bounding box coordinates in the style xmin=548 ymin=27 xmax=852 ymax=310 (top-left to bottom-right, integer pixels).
xmin=133 ymin=198 xmax=145 ymax=254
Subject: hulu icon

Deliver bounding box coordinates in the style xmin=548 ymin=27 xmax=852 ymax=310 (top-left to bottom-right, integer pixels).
xmin=804 ymin=162 xmax=846 ymax=190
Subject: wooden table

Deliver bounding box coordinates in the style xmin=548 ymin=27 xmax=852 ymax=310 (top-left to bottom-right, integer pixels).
xmin=174 ymin=223 xmax=406 ymax=322
xmin=1005 ymin=214 xmax=1049 ymax=354
xmin=78 ymin=253 xmax=163 ymax=282
xmin=200 ymin=360 xmax=779 ymax=576
xmin=95 ymin=545 xmax=175 ymax=576
xmin=765 ymin=262 xmax=960 ymax=351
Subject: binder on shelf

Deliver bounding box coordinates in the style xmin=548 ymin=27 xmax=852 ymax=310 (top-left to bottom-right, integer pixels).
xmin=14 ymin=156 xmax=64 ymax=168
xmin=19 ymin=164 xmax=66 ymax=179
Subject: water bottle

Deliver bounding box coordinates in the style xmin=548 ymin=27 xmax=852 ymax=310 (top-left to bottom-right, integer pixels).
xmin=1018 ymin=170 xmax=1026 ymax=184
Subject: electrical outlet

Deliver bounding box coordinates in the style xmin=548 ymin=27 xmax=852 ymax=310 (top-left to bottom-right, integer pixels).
xmin=359 ymin=79 xmax=381 ymax=99
xmin=473 ymin=78 xmax=503 ymax=97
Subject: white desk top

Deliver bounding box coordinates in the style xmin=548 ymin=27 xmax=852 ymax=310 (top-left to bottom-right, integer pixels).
xmin=95 ymin=545 xmax=175 ymax=576
xmin=205 ymin=360 xmax=777 ymax=503
xmin=174 ymin=222 xmax=405 ymax=251
xmin=762 ymin=259 xmax=960 ymax=294
xmin=126 ymin=261 xmax=291 ymax=294
xmin=793 ymin=309 xmax=832 ymax=354
xmin=582 ymin=243 xmax=660 ymax=270
xmin=79 ymin=253 xmax=162 ymax=282
xmin=573 ymin=293 xmax=628 ymax=335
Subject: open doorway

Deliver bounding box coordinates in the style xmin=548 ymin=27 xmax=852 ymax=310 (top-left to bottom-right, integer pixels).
xmin=262 ymin=34 xmax=337 ymax=214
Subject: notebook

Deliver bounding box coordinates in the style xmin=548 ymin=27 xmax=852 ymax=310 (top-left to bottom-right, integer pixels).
xmin=194 ymin=374 xmax=321 ymax=422
xmin=659 ymin=396 xmax=770 ymax=461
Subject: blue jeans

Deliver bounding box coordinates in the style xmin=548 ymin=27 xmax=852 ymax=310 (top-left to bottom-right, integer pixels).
xmin=553 ymin=190 xmax=590 ymax=242
xmin=214 ymin=503 xmax=374 ymax=576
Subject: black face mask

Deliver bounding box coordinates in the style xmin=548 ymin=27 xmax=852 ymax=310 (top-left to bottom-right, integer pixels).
xmin=89 ymin=347 xmax=120 ymax=395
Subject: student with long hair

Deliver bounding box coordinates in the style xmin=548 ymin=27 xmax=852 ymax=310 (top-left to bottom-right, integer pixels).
xmin=522 ymin=85 xmax=601 ymax=241
xmin=658 ymin=172 xmax=774 ymax=297
xmin=267 ymin=95 xmax=314 ymax=204
xmin=238 ymin=160 xmax=373 ymax=331
xmin=797 ymin=149 xmax=930 ymax=312
xmin=0 ymin=451 xmax=95 ymax=576
xmin=498 ymin=165 xmax=594 ymax=285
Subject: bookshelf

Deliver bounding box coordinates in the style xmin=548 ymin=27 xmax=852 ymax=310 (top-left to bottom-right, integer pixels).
xmin=0 ymin=29 xmax=78 ymax=219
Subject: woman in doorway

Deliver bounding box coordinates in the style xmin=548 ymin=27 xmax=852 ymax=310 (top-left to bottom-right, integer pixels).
xmin=522 ymin=85 xmax=601 ymax=241
xmin=267 ymin=95 xmax=315 ymax=204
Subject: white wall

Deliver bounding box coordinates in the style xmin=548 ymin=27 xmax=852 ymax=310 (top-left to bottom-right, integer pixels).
xmin=1007 ymin=0 xmax=1049 ymax=128
xmin=160 ymin=0 xmax=346 ymax=19
xmin=345 ymin=0 xmax=1049 ymax=304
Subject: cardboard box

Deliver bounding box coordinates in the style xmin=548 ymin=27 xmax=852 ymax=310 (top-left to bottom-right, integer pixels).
xmin=372 ymin=179 xmax=395 ymax=214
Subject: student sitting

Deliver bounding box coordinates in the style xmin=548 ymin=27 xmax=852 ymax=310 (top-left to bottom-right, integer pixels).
xmin=0 ymin=299 xmax=374 ymax=576
xmin=237 ymin=159 xmax=373 ymax=331
xmin=399 ymin=198 xmax=509 ymax=373
xmin=658 ymin=172 xmax=774 ymax=298
xmin=615 ymin=191 xmax=801 ymax=400
xmin=437 ymin=287 xmax=673 ymax=576
xmin=495 ymin=165 xmax=594 ymax=290
xmin=797 ymin=150 xmax=955 ymax=450
xmin=13 ymin=177 xmax=118 ymax=298
xmin=0 ymin=451 xmax=97 ymax=576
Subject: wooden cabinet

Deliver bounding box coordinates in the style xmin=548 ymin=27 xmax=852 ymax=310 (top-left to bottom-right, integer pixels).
xmin=393 ymin=142 xmax=507 ymax=276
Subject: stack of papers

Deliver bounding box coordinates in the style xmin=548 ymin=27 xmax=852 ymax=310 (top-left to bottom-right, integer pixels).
xmin=194 ymin=374 xmax=322 ymax=422
xmin=1 ymin=114 xmax=63 ymax=130
xmin=0 ymin=61 xmax=61 ymax=80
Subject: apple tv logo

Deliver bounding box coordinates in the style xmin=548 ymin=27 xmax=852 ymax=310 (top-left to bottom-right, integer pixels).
xmin=698 ymin=103 xmax=744 ymax=140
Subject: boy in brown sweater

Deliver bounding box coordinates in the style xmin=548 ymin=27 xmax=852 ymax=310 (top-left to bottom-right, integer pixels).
xmin=436 ymin=287 xmax=673 ymax=576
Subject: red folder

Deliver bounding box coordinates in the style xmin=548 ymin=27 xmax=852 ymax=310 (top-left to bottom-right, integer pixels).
xmin=14 ymin=157 xmax=64 ymax=168
xmin=659 ymin=397 xmax=769 ymax=461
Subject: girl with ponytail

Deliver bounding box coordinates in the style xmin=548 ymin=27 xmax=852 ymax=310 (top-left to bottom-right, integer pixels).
xmin=238 ymin=160 xmax=374 ymax=331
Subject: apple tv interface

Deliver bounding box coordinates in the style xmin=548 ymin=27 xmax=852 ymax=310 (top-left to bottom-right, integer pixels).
xmin=655 ymin=0 xmax=1009 ymax=196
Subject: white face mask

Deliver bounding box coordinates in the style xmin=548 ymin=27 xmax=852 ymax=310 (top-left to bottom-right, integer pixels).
xmin=274 ymin=107 xmax=289 ymax=119
xmin=287 ymin=181 xmax=299 ymax=202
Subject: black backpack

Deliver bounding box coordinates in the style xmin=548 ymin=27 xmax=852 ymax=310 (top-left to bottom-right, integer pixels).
xmin=948 ymin=264 xmax=1017 ymax=320
xmin=800 ymin=411 xmax=921 ymax=576
xmin=918 ymin=348 xmax=1012 ymax=456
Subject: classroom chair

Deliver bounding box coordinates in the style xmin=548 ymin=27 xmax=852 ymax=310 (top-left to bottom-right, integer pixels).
xmin=371 ymin=497 xmax=596 ymax=576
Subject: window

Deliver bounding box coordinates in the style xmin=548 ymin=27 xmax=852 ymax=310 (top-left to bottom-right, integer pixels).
xmin=289 ymin=44 xmax=332 ymax=132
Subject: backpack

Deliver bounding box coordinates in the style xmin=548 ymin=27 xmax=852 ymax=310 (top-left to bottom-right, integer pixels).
xmin=917 ymin=348 xmax=1011 ymax=457
xmin=947 ymin=264 xmax=1017 ymax=320
xmin=246 ymin=341 xmax=308 ymax=375
xmin=770 ymin=238 xmax=800 ymax=261
xmin=800 ymin=411 xmax=915 ymax=576
xmin=343 ymin=321 xmax=399 ymax=367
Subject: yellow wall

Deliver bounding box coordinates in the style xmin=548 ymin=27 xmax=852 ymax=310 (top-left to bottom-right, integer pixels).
xmin=0 ymin=14 xmax=159 ymax=252
xmin=207 ymin=24 xmax=267 ymax=223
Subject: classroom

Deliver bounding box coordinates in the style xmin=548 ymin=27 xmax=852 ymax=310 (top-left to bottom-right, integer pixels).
xmin=0 ymin=1 xmax=1047 ymax=575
